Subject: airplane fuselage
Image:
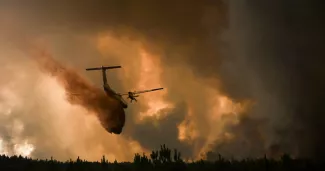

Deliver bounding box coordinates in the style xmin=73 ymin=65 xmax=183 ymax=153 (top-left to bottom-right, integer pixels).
xmin=104 ymin=84 xmax=128 ymax=109
xmin=85 ymin=65 xmax=127 ymax=135
xmin=86 ymin=65 xmax=164 ymax=135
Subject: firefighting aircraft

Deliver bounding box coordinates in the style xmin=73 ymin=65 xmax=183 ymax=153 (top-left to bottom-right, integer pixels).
xmin=86 ymin=66 xmax=164 ymax=109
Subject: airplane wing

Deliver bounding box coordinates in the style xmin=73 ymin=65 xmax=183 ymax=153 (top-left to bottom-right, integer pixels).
xmin=133 ymin=88 xmax=164 ymax=94
xmin=118 ymin=88 xmax=164 ymax=96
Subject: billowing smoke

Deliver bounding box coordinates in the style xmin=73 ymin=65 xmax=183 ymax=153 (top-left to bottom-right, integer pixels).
xmin=207 ymin=0 xmax=325 ymax=160
xmin=27 ymin=46 xmax=125 ymax=134
xmin=0 ymin=47 xmax=143 ymax=160
xmin=0 ymin=0 xmax=324 ymax=161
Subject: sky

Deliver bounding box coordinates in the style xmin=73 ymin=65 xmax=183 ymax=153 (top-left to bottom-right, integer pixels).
xmin=0 ymin=0 xmax=324 ymax=161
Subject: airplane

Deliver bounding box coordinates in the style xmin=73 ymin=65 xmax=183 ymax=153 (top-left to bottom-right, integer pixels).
xmin=85 ymin=66 xmax=163 ymax=134
xmin=85 ymin=65 xmax=164 ymax=108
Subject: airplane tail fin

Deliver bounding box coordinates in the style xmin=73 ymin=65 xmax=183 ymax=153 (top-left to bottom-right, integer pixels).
xmin=86 ymin=66 xmax=121 ymax=71
xmin=85 ymin=65 xmax=121 ymax=87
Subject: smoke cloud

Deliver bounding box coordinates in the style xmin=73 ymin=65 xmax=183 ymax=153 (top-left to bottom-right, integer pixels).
xmin=209 ymin=0 xmax=325 ymax=160
xmin=0 ymin=0 xmax=324 ymax=161
xmin=27 ymin=46 xmax=125 ymax=134
xmin=0 ymin=45 xmax=142 ymax=160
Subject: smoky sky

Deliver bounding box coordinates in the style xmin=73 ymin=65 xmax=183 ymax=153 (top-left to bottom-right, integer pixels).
xmin=0 ymin=0 xmax=324 ymax=161
xmin=220 ymin=0 xmax=325 ymax=160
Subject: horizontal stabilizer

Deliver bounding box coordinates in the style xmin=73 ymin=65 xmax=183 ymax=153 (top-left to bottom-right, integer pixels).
xmin=86 ymin=66 xmax=121 ymax=71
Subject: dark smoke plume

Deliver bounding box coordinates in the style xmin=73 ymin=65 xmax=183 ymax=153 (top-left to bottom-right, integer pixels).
xmin=28 ymin=47 xmax=125 ymax=134
xmin=207 ymin=0 xmax=325 ymax=160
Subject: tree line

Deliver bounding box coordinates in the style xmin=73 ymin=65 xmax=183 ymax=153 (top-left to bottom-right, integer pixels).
xmin=0 ymin=144 xmax=322 ymax=171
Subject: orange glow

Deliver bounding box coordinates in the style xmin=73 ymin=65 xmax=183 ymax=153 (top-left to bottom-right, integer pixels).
xmin=136 ymin=49 xmax=172 ymax=120
xmin=14 ymin=141 xmax=35 ymax=157
xmin=39 ymin=75 xmax=145 ymax=161
xmin=96 ymin=33 xmax=173 ymax=122
xmin=0 ymin=3 xmax=261 ymax=162
xmin=0 ymin=139 xmax=9 ymax=156
xmin=177 ymin=107 xmax=199 ymax=143
xmin=196 ymin=87 xmax=252 ymax=157
xmin=0 ymin=36 xmax=251 ymax=161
